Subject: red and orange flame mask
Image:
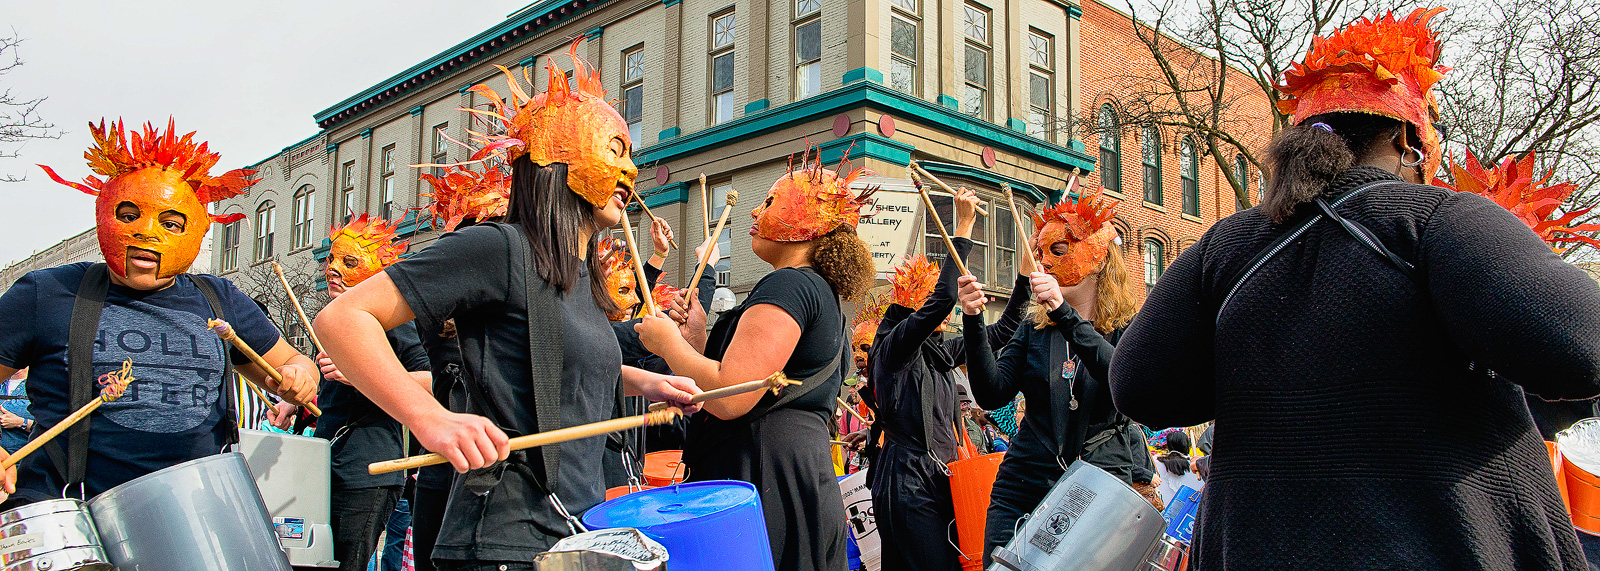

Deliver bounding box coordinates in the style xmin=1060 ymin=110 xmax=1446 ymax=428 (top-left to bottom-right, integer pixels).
xmin=457 ymin=40 xmax=636 ymax=208
xmin=1435 ymin=150 xmax=1600 ymax=253
xmin=1029 ymin=188 xmax=1119 ymax=287
xmin=752 ymin=147 xmax=878 ymax=242
xmin=40 ymin=119 xmax=255 ymax=280
xmin=421 ymin=163 xmax=511 ymax=232
xmin=889 ymin=255 xmax=940 ymax=310
xmin=1276 ymin=8 xmax=1450 ymax=177
xmin=600 ymin=238 xmax=641 ymax=321
xmin=852 ymin=291 xmax=889 ymax=368
xmin=326 ymin=215 xmax=408 ymax=290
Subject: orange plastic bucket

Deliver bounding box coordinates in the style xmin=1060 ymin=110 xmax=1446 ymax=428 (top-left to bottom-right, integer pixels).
xmin=1548 ymin=441 xmax=1572 ymax=513
xmin=949 ymin=452 xmax=1004 ymax=570
xmin=644 ymin=450 xmax=686 ymax=487
xmin=605 ymin=484 xmax=656 ymax=501
xmin=1562 ymin=448 xmax=1600 ymax=534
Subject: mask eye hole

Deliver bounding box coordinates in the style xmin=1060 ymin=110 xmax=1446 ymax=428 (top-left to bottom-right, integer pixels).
xmin=343 ymin=255 xmax=360 ymax=269
xmin=1050 ymin=241 xmax=1071 ymax=256
xmin=116 ymin=202 xmax=140 ymax=224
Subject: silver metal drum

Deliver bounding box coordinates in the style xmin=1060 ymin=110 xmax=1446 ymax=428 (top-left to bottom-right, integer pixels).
xmin=87 ymin=452 xmax=291 ymax=571
xmin=533 ymin=528 xmax=669 ymax=570
xmin=0 ymin=499 xmax=111 ymax=571
xmin=990 ymin=461 xmax=1183 ymax=571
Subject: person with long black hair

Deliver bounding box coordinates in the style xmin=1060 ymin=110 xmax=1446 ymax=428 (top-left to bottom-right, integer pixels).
xmin=635 ymin=149 xmax=878 ymax=571
xmin=956 ymin=187 xmax=1140 ymax=566
xmin=1108 ymin=9 xmax=1600 ymax=569
xmin=1151 ymin=429 xmax=1199 ymax=506
xmin=866 ymin=187 xmax=1031 ymax=571
xmin=314 ymin=48 xmax=699 ymax=570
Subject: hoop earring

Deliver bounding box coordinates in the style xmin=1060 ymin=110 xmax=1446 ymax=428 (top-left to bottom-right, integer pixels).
xmin=1400 ymin=147 xmax=1425 ymax=168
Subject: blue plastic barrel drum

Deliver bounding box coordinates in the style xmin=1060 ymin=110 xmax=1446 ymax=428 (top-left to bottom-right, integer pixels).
xmin=582 ymin=480 xmax=776 ymax=571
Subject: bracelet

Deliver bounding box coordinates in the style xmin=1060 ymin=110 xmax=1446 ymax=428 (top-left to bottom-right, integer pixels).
xmin=653 ymin=250 xmax=668 ymax=257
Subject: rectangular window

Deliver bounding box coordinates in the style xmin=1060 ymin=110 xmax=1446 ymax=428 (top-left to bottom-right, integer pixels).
xmin=291 ymin=188 xmax=314 ymax=249
xmin=431 ymin=123 xmax=449 ymax=179
xmin=995 ymin=207 xmax=1015 ymax=279
xmin=891 ymin=0 xmax=917 ymax=10
xmin=711 ymin=11 xmax=737 ymax=125
xmin=713 ymin=182 xmax=733 ymax=285
xmin=795 ymin=18 xmax=822 ymax=99
xmin=1027 ymin=30 xmax=1054 ymax=141
xmin=380 ymin=145 xmax=397 ymax=220
xmin=962 ymin=5 xmax=990 ymax=119
xmin=890 ymin=16 xmax=918 ymax=94
xmin=622 ymin=47 xmax=645 ymax=145
xmin=254 ymin=204 xmax=275 ymax=262
xmin=340 ymin=161 xmax=357 ymax=223
xmin=923 ymin=192 xmax=954 ymax=265
xmin=221 ymin=220 xmax=241 ymax=271
xmin=969 ymin=199 xmax=988 ymax=283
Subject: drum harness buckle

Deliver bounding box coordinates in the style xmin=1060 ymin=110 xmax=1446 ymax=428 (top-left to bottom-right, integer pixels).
xmin=60 ymin=482 xmax=85 ymax=501
xmin=548 ymin=494 xmax=588 ymax=536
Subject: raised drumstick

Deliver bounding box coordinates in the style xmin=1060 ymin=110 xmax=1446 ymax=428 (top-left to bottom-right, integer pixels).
xmin=908 ymin=169 xmax=971 ymax=277
xmin=689 ymin=188 xmax=738 ymax=300
xmin=207 ymin=319 xmax=322 ymax=417
xmin=912 ymin=162 xmax=988 ymax=216
xmin=647 ymin=372 xmax=797 ymax=412
xmin=368 ymin=408 xmax=683 ymax=475
xmin=4 ymin=359 xmax=135 ymax=469
xmin=699 ymin=173 xmax=712 ymax=241
xmin=629 ymin=190 xmax=677 ymax=251
xmin=617 ymin=215 xmax=659 ymax=316
xmin=272 ymin=261 xmax=328 ymax=357
xmin=1001 ymin=183 xmax=1041 ymax=274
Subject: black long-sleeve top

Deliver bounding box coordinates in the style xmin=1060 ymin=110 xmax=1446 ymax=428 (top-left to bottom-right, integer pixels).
xmin=869 ymin=238 xmax=1029 ymax=461
xmin=963 ymin=299 xmax=1130 ymax=481
xmin=1108 ymin=167 xmax=1600 ymax=570
xmin=613 ymin=259 xmax=718 ymax=370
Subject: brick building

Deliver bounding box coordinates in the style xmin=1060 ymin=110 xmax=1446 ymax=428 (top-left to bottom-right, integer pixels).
xmin=201 ymin=0 xmax=1280 ymax=335
xmin=1076 ymin=0 xmax=1276 ymax=299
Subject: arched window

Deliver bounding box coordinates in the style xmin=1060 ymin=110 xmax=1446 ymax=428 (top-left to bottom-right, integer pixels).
xmin=1144 ymin=238 xmax=1164 ymax=286
xmin=1232 ymin=155 xmax=1248 ymax=211
xmin=1098 ymin=105 xmax=1121 ymax=194
xmin=1142 ymin=125 xmax=1162 ymax=205
xmin=254 ymin=201 xmax=276 ymax=262
xmin=291 ymin=185 xmax=315 ymax=249
xmin=1180 ymin=136 xmax=1199 ymax=216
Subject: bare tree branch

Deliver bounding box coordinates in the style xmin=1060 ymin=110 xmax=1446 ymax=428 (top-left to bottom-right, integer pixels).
xmin=0 ymin=33 xmax=62 ymax=183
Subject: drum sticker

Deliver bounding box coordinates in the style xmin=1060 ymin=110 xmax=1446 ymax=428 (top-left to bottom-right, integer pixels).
xmin=0 ymin=533 xmax=44 ymax=557
xmin=274 ymin=517 xmax=306 ymax=540
xmin=1028 ymin=484 xmax=1097 ymax=554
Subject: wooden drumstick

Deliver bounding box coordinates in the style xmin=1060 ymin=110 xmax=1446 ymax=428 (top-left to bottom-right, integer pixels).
xmin=908 ymin=169 xmax=971 ymax=277
xmin=207 ymin=319 xmax=322 ymax=417
xmin=3 ymin=359 xmax=135 ymax=470
xmin=272 ymin=261 xmax=328 ymax=357
xmin=837 ymin=398 xmax=870 ymax=424
xmin=690 ymin=188 xmax=737 ymax=299
xmin=617 ymin=214 xmax=659 ymax=316
xmin=1001 ymin=184 xmax=1041 ymax=274
xmin=368 ymin=408 xmax=683 ymax=475
xmin=699 ymin=173 xmax=712 ymax=241
xmin=912 ymin=162 xmax=988 ymax=216
xmin=629 ymin=190 xmax=677 ymax=251
xmin=647 ymin=372 xmax=798 ymax=412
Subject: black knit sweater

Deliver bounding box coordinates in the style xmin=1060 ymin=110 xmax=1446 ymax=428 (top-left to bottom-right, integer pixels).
xmin=1109 ymin=167 xmax=1600 ymax=570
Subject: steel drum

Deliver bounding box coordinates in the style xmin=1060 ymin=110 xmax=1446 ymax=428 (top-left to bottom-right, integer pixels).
xmin=0 ymin=499 xmax=111 ymax=571
xmin=87 ymin=452 xmax=291 ymax=571
xmin=533 ymin=528 xmax=669 ymax=570
xmin=990 ymin=461 xmax=1184 ymax=571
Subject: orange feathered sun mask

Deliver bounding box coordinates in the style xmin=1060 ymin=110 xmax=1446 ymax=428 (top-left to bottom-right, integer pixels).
xmin=420 ymin=162 xmax=511 ymax=232
xmin=40 ymin=119 xmax=256 ymax=279
xmin=1434 ymin=150 xmax=1600 ymax=253
xmin=1030 ymin=187 xmax=1119 ymax=287
xmin=1276 ymin=8 xmax=1450 ymax=177
xmin=852 ymin=291 xmax=889 ymax=367
xmin=599 ymin=238 xmax=641 ymax=321
xmin=889 ymin=255 xmax=940 ymax=310
xmin=457 ymin=40 xmax=636 ymax=208
xmin=327 ymin=215 xmax=408 ymax=288
xmin=752 ymin=146 xmax=879 ymax=242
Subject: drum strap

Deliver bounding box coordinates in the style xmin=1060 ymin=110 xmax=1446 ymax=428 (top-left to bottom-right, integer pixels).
xmin=46 ymin=263 xmax=111 ymax=490
xmin=189 ymin=275 xmax=240 ymax=447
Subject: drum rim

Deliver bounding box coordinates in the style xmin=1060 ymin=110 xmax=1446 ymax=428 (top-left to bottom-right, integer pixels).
xmin=85 ymin=452 xmax=250 ymax=508
xmin=0 ymin=499 xmax=91 ymax=527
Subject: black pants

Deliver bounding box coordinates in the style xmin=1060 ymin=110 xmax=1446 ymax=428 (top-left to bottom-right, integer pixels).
xmin=331 ymin=486 xmax=402 ymax=571
xmin=434 ymin=562 xmax=536 ymax=571
xmin=983 ymin=458 xmax=1057 ymax=568
xmin=871 ymin=444 xmax=959 ymax=571
xmin=412 ymin=484 xmax=449 ymax=571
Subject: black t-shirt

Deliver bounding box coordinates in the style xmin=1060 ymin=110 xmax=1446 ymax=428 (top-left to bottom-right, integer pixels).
xmin=386 ymin=223 xmax=622 ymax=561
xmin=314 ymin=321 xmax=429 ymax=489
xmin=416 ymin=321 xmax=465 ymax=491
xmin=0 ymin=263 xmax=280 ymax=501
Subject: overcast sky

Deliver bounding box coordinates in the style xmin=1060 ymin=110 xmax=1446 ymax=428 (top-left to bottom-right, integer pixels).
xmin=0 ymin=0 xmax=533 ymax=268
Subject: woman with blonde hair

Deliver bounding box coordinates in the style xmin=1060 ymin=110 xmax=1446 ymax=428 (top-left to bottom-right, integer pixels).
xmin=636 ymin=148 xmax=878 ymax=571
xmin=956 ymin=187 xmax=1139 ymax=566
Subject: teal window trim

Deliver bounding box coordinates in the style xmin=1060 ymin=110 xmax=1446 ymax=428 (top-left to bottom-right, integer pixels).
xmin=628 ymin=182 xmax=691 ymax=209
xmin=915 ymin=161 xmax=1054 ymax=204
xmin=636 ymin=81 xmax=1095 ymax=173
xmin=818 ymin=133 xmax=915 ymax=166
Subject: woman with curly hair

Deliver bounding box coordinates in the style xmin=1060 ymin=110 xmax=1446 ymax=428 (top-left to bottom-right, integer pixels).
xmin=956 ymin=186 xmax=1140 ymax=566
xmin=637 ymin=149 xmax=877 ymax=571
